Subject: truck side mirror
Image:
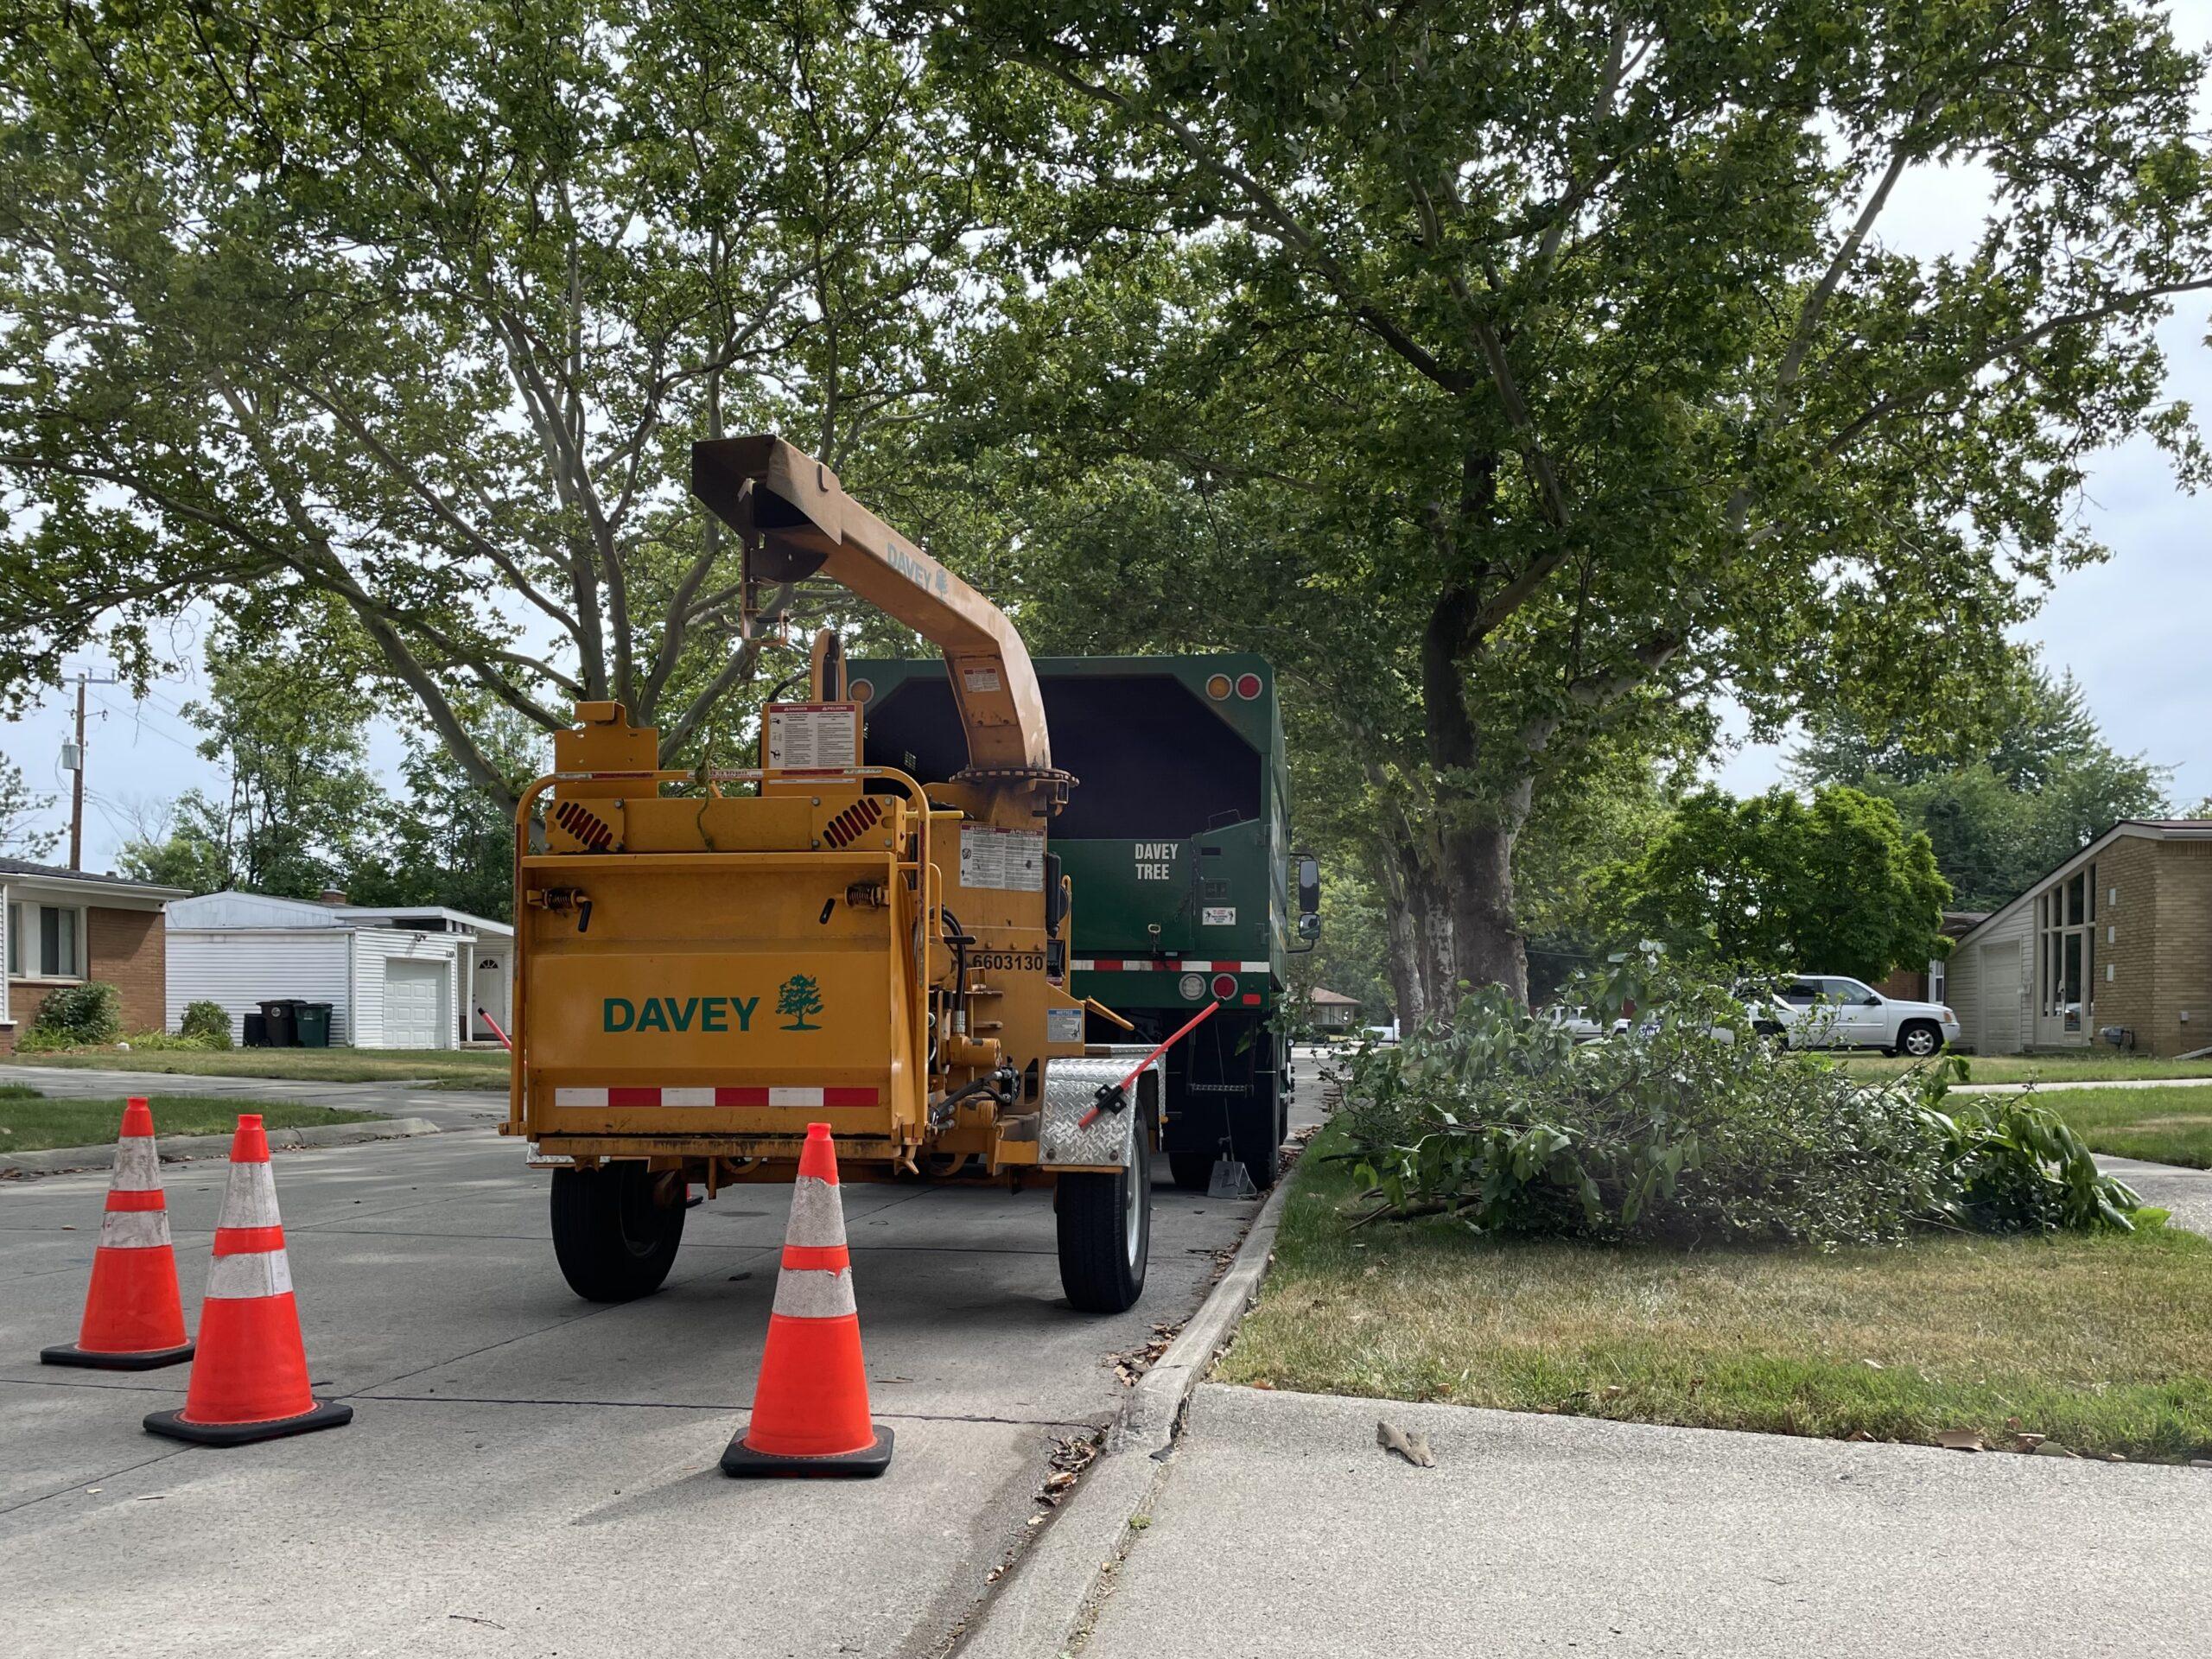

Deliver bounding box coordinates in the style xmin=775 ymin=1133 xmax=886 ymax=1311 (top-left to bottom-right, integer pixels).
xmin=1294 ymin=854 xmax=1320 ymax=918
xmin=1045 ymin=855 xmax=1066 ymax=938
xmin=1297 ymin=912 xmax=1321 ymax=941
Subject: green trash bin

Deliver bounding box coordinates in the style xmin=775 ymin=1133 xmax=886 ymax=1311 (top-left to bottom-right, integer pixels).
xmin=295 ymin=1001 xmax=334 ymax=1048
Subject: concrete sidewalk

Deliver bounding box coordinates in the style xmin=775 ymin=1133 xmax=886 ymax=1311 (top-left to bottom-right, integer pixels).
xmin=1084 ymin=1384 xmax=2212 ymax=1659
xmin=1953 ymin=1074 xmax=2212 ymax=1095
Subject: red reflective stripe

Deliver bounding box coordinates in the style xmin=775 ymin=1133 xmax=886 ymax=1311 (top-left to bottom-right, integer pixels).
xmin=105 ymin=1189 xmax=167 ymax=1212
xmin=716 ymin=1088 xmax=771 ymax=1106
xmin=1242 ymin=992 xmax=1262 ymax=1005
xmin=821 ymin=1088 xmax=878 ymax=1107
xmin=213 ymin=1225 xmax=285 ymax=1255
xmin=1096 ymin=959 xmax=1123 ymax=970
xmin=781 ymin=1243 xmax=850 ymax=1272
xmin=607 ymin=1086 xmax=662 ymax=1108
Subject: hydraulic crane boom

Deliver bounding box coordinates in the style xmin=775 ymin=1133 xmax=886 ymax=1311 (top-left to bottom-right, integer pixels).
xmin=691 ymin=437 xmax=1058 ymax=807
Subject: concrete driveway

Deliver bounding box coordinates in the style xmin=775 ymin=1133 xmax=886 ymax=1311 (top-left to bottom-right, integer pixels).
xmin=1 ymin=1081 xmax=1281 ymax=1656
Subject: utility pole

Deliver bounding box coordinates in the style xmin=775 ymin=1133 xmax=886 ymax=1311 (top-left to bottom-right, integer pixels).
xmin=63 ymin=668 xmax=118 ymax=872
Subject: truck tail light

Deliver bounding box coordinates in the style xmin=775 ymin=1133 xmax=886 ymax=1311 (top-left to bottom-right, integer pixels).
xmin=1235 ymin=673 xmax=1262 ymax=699
xmin=1205 ymin=673 xmax=1232 ymax=700
xmin=1179 ymin=973 xmax=1206 ymax=1001
xmin=1211 ymin=973 xmax=1237 ymax=999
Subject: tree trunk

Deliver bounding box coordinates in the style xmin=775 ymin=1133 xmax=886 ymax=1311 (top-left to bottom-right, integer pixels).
xmin=1413 ymin=579 xmax=1534 ymax=1007
xmin=1439 ymin=812 xmax=1529 ymax=1004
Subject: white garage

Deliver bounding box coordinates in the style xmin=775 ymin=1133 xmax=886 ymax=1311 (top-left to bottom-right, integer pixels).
xmin=165 ymin=891 xmax=483 ymax=1049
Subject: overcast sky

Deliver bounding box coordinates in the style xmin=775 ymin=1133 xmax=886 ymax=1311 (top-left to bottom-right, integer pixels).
xmin=4 ymin=14 xmax=2209 ymax=869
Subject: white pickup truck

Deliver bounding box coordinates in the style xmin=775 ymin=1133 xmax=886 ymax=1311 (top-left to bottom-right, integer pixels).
xmin=1759 ymin=975 xmax=1961 ymax=1058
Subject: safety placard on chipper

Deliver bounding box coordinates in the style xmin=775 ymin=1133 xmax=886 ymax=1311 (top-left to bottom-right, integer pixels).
xmin=959 ymin=825 xmax=1045 ymax=890
xmin=765 ymin=702 xmax=860 ymax=772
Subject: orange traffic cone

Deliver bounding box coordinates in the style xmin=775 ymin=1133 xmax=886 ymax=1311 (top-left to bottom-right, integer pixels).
xmin=722 ymin=1122 xmax=893 ymax=1478
xmin=143 ymin=1115 xmax=353 ymax=1446
xmin=41 ymin=1097 xmax=194 ymax=1370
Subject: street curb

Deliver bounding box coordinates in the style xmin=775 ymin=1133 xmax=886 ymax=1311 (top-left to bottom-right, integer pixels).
xmin=0 ymin=1116 xmax=446 ymax=1177
xmin=957 ymin=1167 xmax=1299 ymax=1659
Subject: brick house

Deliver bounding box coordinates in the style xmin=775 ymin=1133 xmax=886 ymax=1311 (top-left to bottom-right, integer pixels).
xmin=0 ymin=859 xmax=189 ymax=1054
xmin=1945 ymin=820 xmax=2212 ymax=1057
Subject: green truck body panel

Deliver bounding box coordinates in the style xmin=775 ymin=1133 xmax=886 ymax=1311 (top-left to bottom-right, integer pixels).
xmin=849 ymin=652 xmax=1295 ymax=1179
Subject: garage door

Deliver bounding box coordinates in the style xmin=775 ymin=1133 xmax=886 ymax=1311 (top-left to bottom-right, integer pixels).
xmin=1980 ymin=941 xmax=2023 ymax=1054
xmin=383 ymin=959 xmax=447 ymax=1049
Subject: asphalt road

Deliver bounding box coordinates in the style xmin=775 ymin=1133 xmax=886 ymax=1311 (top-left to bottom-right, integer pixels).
xmin=0 ymin=1067 xmax=1294 ymax=1658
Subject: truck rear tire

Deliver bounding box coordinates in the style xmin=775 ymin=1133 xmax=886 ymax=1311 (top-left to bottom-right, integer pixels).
xmin=1058 ymin=1119 xmax=1152 ymax=1313
xmin=550 ymin=1164 xmax=686 ymax=1303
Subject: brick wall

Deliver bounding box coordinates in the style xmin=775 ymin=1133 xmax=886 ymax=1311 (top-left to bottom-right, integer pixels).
xmin=88 ymin=906 xmax=167 ymax=1035
xmin=0 ymin=902 xmax=168 ymax=1053
xmin=1875 ymin=965 xmax=1930 ymax=1001
xmin=2096 ymin=837 xmax=2159 ymax=1049
xmin=2152 ymin=841 xmax=2212 ymax=1057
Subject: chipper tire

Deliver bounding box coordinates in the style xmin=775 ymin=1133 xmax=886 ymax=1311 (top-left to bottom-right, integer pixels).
xmin=550 ymin=1163 xmax=686 ymax=1303
xmin=1057 ymin=1116 xmax=1152 ymax=1313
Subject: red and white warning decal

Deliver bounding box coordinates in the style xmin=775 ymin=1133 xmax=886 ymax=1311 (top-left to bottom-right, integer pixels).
xmin=1071 ymin=958 xmax=1269 ymax=974
xmin=553 ymin=1086 xmax=880 ymax=1109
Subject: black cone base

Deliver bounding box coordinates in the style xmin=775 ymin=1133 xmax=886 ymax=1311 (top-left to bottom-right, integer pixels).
xmin=42 ymin=1340 xmax=194 ymax=1371
xmin=144 ymin=1397 xmax=354 ymax=1446
xmin=721 ymin=1424 xmax=894 ymax=1478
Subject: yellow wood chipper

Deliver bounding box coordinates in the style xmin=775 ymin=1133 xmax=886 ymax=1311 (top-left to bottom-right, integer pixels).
xmin=499 ymin=436 xmax=1187 ymax=1312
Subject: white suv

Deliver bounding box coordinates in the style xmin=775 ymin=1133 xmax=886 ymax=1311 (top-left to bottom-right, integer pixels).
xmin=1761 ymin=976 xmax=1961 ymax=1058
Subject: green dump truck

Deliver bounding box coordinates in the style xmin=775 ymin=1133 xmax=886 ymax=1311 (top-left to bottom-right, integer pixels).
xmin=849 ymin=652 xmax=1319 ymax=1190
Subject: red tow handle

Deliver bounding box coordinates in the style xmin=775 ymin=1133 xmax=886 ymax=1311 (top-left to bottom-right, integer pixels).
xmin=1077 ymin=997 xmax=1224 ymax=1128
xmin=478 ymin=1007 xmax=514 ymax=1052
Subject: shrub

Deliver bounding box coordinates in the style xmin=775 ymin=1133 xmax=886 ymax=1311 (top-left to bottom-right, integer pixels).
xmin=28 ymin=980 xmax=122 ymax=1046
xmin=1337 ymin=958 xmax=2137 ymax=1246
xmin=179 ymin=1000 xmax=233 ymax=1047
xmin=118 ymin=1029 xmax=223 ymax=1052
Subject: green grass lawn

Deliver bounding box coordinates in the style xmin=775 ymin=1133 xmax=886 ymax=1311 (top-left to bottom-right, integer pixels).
xmin=0 ymin=1085 xmax=384 ymax=1153
xmin=8 ymin=1046 xmax=510 ymax=1086
xmin=1835 ymin=1052 xmax=2212 ymax=1084
xmin=1217 ymin=1120 xmax=2212 ymax=1463
xmin=2037 ymin=1084 xmax=2212 ymax=1170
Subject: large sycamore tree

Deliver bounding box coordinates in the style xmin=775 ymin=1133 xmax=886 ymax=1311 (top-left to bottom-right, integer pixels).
xmin=0 ymin=0 xmax=1002 ymax=802
xmin=919 ymin=0 xmax=2212 ymax=1010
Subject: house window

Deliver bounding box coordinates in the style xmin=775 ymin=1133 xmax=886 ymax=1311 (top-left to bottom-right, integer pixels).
xmin=5 ymin=901 xmax=84 ymax=979
xmin=2037 ymin=864 xmax=2094 ymax=1033
xmin=1929 ymin=960 xmax=1947 ymax=1006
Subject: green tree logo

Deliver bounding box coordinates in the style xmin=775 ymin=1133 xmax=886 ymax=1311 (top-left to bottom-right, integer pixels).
xmin=778 ymin=973 xmax=824 ymax=1031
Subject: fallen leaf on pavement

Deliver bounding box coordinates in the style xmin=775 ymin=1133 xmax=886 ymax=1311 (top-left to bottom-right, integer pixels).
xmin=1376 ymin=1420 xmax=1436 ymax=1468
xmin=1933 ymin=1429 xmax=1985 ymax=1452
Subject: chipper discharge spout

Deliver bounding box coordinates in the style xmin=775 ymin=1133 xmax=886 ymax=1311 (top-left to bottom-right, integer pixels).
xmin=502 ymin=436 xmax=1211 ymax=1314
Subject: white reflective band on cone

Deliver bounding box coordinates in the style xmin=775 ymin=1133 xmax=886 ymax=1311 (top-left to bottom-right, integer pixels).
xmin=111 ymin=1137 xmax=162 ymax=1192
xmin=207 ymin=1250 xmax=295 ymax=1300
xmin=97 ymin=1209 xmax=173 ymax=1250
xmin=784 ymin=1177 xmax=848 ymax=1249
xmin=219 ymin=1160 xmax=282 ymax=1229
xmin=772 ymin=1267 xmax=856 ymax=1319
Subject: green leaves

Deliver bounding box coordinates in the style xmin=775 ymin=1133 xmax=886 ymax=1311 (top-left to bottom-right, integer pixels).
xmin=1335 ymin=968 xmax=2139 ymax=1244
xmin=0 ymin=0 xmax=1001 ymax=793
xmin=1611 ymin=783 xmax=1954 ymax=980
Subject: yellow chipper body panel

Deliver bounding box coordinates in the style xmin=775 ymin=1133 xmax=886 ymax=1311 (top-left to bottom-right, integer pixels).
xmin=500 ymin=436 xmax=1177 ymax=1313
